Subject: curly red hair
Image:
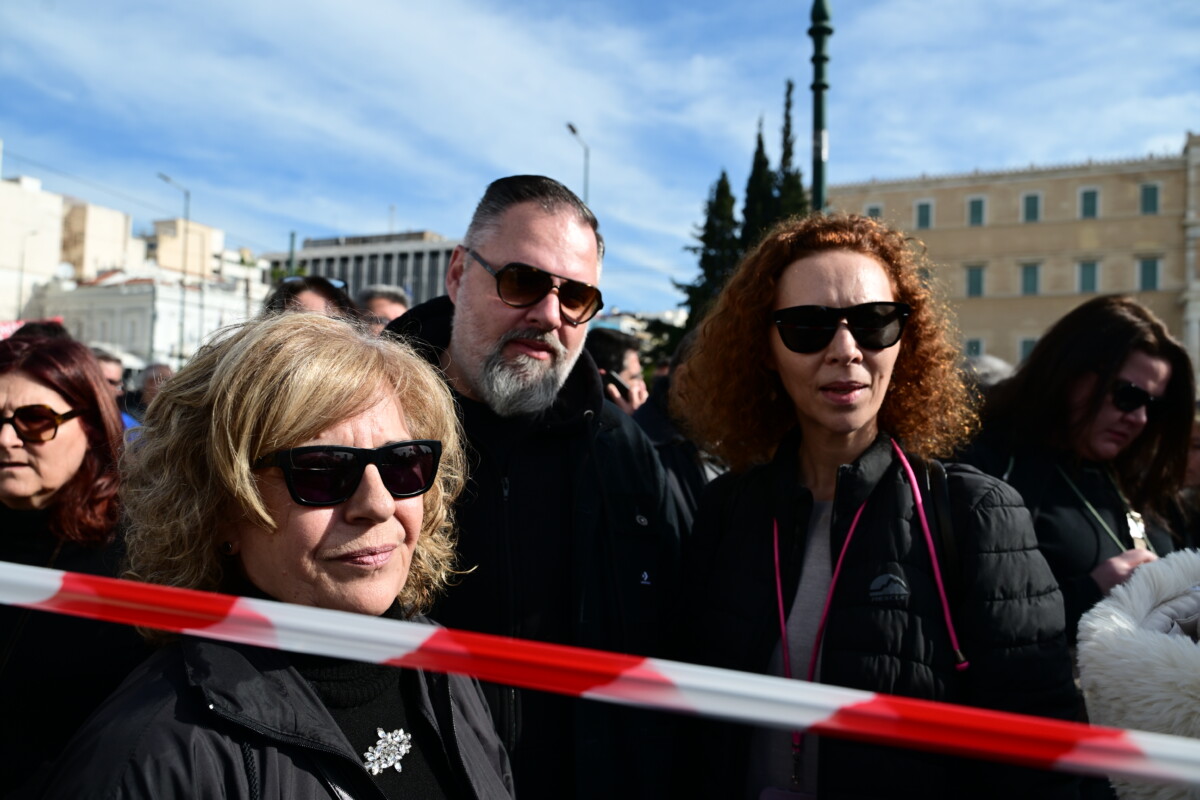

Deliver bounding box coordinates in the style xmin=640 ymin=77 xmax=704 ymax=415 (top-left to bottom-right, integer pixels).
xmin=671 ymin=213 xmax=975 ymax=472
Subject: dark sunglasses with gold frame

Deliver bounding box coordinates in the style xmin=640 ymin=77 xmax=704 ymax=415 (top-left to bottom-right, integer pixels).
xmin=467 ymin=249 xmax=603 ymax=326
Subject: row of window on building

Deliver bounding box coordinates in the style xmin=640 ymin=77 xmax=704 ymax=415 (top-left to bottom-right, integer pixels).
xmin=964 ymin=336 xmax=1038 ymax=363
xmin=961 ymin=257 xmax=1163 ymax=298
xmin=865 ymin=182 xmax=1161 ymax=230
xmin=280 ymin=248 xmax=455 ymax=304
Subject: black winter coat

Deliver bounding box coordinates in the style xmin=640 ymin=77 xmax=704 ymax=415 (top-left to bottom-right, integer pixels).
xmin=387 ymin=297 xmax=681 ymax=799
xmin=0 ymin=506 xmax=148 ymax=797
xmin=678 ymin=432 xmax=1079 ymax=798
xmin=961 ymin=434 xmax=1175 ymax=644
xmin=39 ymin=633 xmax=515 ymax=799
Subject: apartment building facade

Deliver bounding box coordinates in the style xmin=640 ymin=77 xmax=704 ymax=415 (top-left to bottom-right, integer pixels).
xmin=264 ymin=231 xmax=459 ymax=307
xmin=829 ymin=132 xmax=1200 ymax=367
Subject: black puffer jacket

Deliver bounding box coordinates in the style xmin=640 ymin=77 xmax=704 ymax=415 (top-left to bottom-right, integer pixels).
xmin=387 ymin=297 xmax=680 ymax=799
xmin=40 ymin=632 xmax=515 ymax=799
xmin=961 ymin=434 xmax=1175 ymax=644
xmin=678 ymin=432 xmax=1079 ymax=798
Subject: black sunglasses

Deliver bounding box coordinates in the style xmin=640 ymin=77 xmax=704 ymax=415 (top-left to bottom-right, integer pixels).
xmin=773 ymin=302 xmax=913 ymax=354
xmin=1111 ymin=381 xmax=1160 ymax=414
xmin=253 ymin=440 xmax=442 ymax=507
xmin=467 ymin=249 xmax=603 ymax=326
xmin=282 ymin=275 xmax=348 ymax=290
xmin=1 ymin=405 xmax=84 ymax=444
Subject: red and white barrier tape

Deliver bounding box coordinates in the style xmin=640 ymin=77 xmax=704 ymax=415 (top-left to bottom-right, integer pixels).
xmin=3 ymin=560 xmax=1199 ymax=788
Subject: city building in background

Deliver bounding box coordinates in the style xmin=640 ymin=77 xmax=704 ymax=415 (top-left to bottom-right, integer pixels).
xmin=7 ymin=133 xmax=1199 ymax=371
xmin=1 ymin=138 xmax=271 ymax=366
xmin=263 ymin=231 xmax=459 ymax=307
xmin=62 ymin=198 xmax=147 ymax=280
xmin=830 ymin=131 xmax=1200 ymax=367
xmin=26 ymin=247 xmax=270 ymax=369
xmin=0 ymin=171 xmax=65 ymax=322
xmin=146 ymin=217 xmax=220 ymax=281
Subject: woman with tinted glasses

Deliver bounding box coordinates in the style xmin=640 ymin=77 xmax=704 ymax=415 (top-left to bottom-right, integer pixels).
xmin=0 ymin=336 xmax=147 ymax=793
xmin=962 ymin=295 xmax=1194 ymax=651
xmin=42 ymin=313 xmax=514 ymax=799
xmin=671 ymin=214 xmax=1077 ymax=798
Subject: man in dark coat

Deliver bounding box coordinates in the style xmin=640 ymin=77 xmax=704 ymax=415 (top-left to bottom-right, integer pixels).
xmin=386 ymin=175 xmax=680 ymax=799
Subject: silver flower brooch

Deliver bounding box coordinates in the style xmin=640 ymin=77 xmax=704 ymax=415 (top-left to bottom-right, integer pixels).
xmin=363 ymin=727 xmax=413 ymax=775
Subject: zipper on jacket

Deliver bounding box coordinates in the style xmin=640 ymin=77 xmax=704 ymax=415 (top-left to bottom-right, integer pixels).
xmin=445 ymin=679 xmax=482 ymax=800
xmin=499 ymin=470 xmax=520 ymax=755
xmin=205 ymin=702 xmax=389 ymax=800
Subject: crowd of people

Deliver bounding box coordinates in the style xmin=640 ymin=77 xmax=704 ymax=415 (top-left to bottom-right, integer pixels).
xmin=2 ymin=175 xmax=1198 ymax=799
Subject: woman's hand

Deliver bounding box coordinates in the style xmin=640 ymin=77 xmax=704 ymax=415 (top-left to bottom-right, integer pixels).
xmin=1090 ymin=549 xmax=1158 ymax=594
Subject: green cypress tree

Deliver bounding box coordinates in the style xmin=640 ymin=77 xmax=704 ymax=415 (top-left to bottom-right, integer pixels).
xmin=741 ymin=119 xmax=776 ymax=251
xmin=777 ymin=79 xmax=809 ymax=219
xmin=677 ymin=169 xmax=741 ymax=330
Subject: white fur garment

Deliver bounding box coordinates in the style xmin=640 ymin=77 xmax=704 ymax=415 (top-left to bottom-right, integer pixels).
xmin=1078 ymin=548 xmax=1200 ymax=800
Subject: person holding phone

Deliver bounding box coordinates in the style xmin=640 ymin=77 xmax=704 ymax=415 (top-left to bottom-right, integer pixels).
xmin=671 ymin=213 xmax=1078 ymax=798
xmin=585 ymin=327 xmax=648 ymax=413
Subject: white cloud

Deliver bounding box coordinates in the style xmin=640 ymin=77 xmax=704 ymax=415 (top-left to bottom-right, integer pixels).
xmin=1 ymin=0 xmax=1196 ymax=312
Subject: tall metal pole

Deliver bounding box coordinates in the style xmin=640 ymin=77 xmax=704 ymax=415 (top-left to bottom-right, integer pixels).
xmin=566 ymin=123 xmax=590 ymax=204
xmin=809 ymin=0 xmax=833 ymax=213
xmin=158 ymin=173 xmax=190 ymax=366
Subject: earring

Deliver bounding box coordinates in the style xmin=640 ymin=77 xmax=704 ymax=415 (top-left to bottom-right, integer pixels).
xmin=220 ymin=541 xmax=236 ymax=556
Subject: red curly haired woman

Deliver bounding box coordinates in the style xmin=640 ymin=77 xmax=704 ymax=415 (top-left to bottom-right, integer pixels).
xmin=671 ymin=214 xmax=1078 ymax=799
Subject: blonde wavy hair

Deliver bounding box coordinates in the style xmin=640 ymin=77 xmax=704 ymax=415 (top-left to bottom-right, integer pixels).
xmin=122 ymin=313 xmax=465 ymax=625
xmin=672 ymin=213 xmax=976 ymax=472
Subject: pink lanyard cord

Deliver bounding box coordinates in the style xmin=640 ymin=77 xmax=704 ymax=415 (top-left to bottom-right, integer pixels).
xmin=889 ymin=439 xmax=970 ymax=671
xmin=771 ymin=518 xmax=794 ymax=682
xmin=771 ymin=438 xmax=969 ymax=699
xmin=773 ymin=500 xmax=866 ymax=758
xmin=772 ymin=501 xmax=866 ymax=683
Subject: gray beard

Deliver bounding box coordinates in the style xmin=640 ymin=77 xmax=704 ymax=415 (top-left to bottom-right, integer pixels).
xmin=476 ymin=329 xmax=579 ymax=417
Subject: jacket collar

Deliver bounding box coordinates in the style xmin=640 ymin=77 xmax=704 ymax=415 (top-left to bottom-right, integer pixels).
xmin=182 ymin=621 xmax=449 ymax=760
xmin=770 ymin=428 xmax=897 ymax=527
xmin=387 ymin=294 xmax=605 ymax=427
xmin=182 ymin=636 xmax=356 ymax=756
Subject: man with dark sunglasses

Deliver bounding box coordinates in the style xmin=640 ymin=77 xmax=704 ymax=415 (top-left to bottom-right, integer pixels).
xmin=386 ymin=175 xmax=679 ymax=799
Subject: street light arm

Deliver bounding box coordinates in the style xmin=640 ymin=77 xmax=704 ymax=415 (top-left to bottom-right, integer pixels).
xmin=565 ymin=122 xmax=590 ymax=204
xmin=156 ymin=171 xmax=192 ymax=367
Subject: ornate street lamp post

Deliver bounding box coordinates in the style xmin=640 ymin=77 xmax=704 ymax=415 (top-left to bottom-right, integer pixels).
xmin=809 ymin=0 xmax=833 ymax=213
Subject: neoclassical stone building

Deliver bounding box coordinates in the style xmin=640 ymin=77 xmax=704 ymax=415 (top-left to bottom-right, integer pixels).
xmin=829 ymin=132 xmax=1200 ymax=369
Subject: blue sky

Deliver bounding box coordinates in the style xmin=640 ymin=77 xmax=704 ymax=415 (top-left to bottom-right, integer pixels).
xmin=1 ymin=0 xmax=1197 ymax=313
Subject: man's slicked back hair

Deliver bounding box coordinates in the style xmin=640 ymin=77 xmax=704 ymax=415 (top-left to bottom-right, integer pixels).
xmin=464 ymin=175 xmax=604 ymax=260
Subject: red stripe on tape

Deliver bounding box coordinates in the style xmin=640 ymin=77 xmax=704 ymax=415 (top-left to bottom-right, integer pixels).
xmin=388 ymin=627 xmax=663 ymax=697
xmin=28 ymin=572 xmax=252 ymax=634
xmin=812 ymin=694 xmax=1142 ymax=769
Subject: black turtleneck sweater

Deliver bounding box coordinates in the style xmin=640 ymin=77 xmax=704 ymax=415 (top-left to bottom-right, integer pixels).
xmin=293 ymin=652 xmax=458 ymax=799
xmin=224 ymin=575 xmax=462 ymax=800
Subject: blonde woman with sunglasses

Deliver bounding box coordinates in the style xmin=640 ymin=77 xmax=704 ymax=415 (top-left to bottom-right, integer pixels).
xmin=42 ymin=313 xmax=514 ymax=799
